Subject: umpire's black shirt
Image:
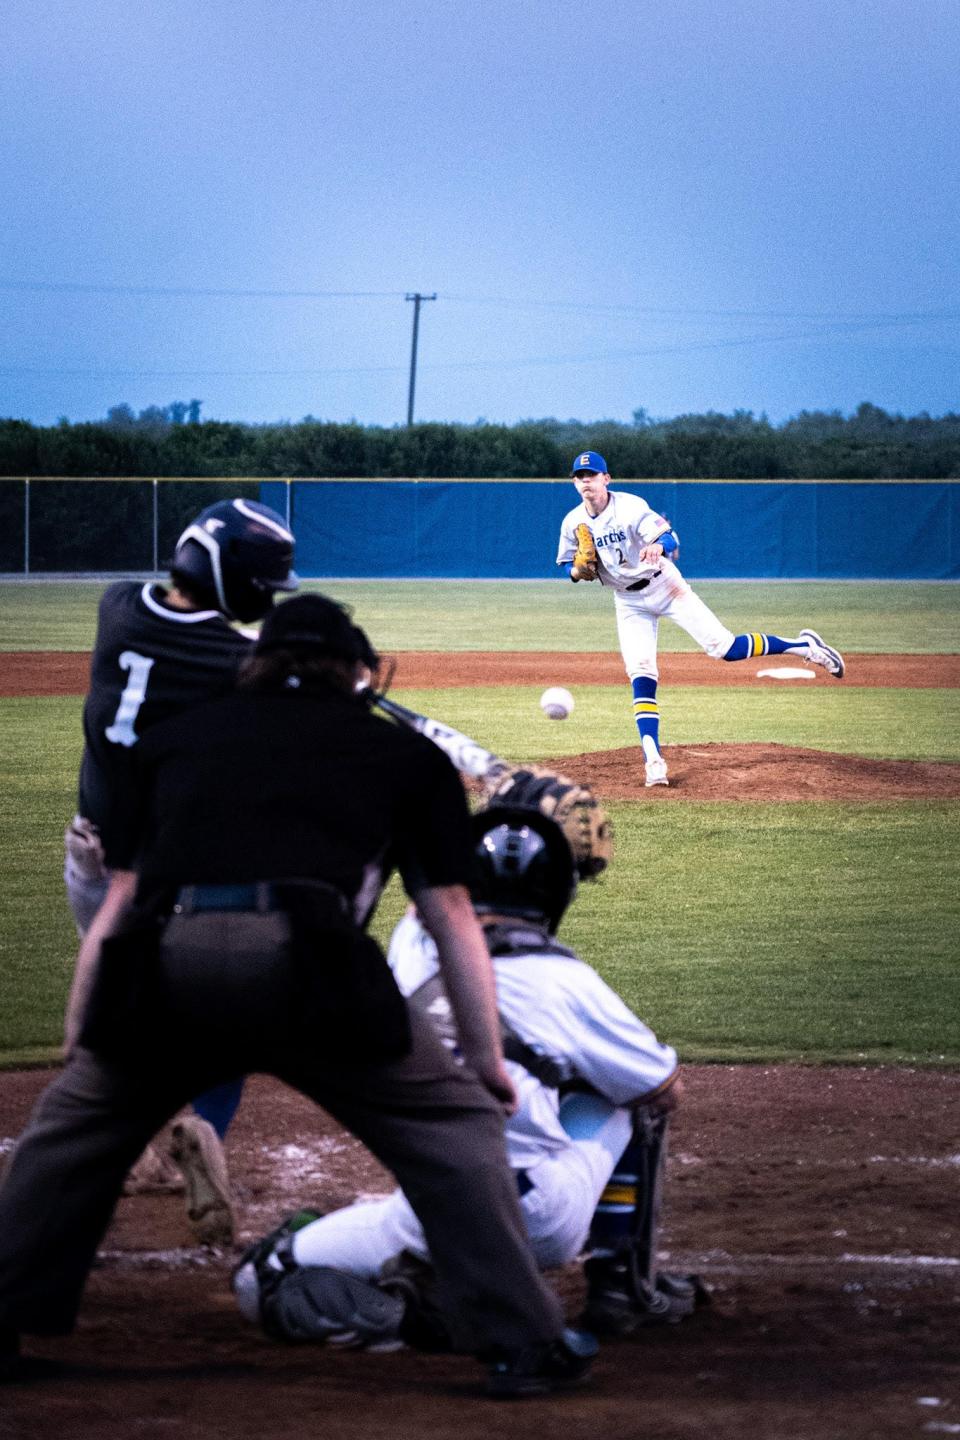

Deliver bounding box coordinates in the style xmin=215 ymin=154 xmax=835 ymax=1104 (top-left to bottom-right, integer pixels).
xmin=113 ymin=687 xmax=472 ymax=923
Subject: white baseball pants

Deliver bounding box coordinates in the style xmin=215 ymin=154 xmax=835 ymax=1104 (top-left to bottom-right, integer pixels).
xmin=613 ymin=559 xmax=735 ymax=681
xmin=290 ymin=1097 xmax=633 ymax=1275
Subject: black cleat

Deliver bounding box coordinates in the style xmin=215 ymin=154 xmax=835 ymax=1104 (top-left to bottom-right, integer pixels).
xmin=0 ymin=1328 xmax=66 ymax=1384
xmin=581 ymin=1256 xmax=709 ymax=1335
xmin=485 ymin=1327 xmax=598 ymax=1399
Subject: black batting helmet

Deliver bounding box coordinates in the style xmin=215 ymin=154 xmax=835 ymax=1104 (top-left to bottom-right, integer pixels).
xmin=170 ymin=498 xmax=298 ymax=622
xmin=470 ymin=806 xmax=578 ymax=933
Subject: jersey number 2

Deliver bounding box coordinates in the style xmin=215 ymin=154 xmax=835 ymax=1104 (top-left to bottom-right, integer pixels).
xmin=104 ymin=650 xmax=155 ymax=748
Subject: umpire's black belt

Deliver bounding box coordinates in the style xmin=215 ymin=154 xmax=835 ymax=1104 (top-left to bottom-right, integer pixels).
xmin=625 ymin=570 xmax=661 ymax=592
xmin=174 ymin=879 xmax=348 ymax=917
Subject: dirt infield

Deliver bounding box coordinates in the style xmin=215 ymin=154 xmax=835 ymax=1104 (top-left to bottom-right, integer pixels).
xmin=3 ymin=650 xmax=960 ymax=695
xmin=1 ymin=1064 xmax=957 ymax=1439
xmin=5 ymin=649 xmax=959 ymax=804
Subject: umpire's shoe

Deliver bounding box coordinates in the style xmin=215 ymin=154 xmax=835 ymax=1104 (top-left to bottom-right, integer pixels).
xmin=0 ymin=1327 xmax=20 ymax=1382
xmin=485 ymin=1327 xmax=598 ymax=1399
xmin=169 ymin=1115 xmax=236 ymax=1248
xmin=0 ymin=1327 xmax=65 ymax=1384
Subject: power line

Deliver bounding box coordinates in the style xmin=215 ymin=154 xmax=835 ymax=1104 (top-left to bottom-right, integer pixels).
xmin=441 ymin=294 xmax=960 ymax=325
xmin=0 ymin=280 xmax=403 ymax=300
xmin=1 ymin=313 xmax=954 ymax=381
xmin=1 ymin=277 xmax=957 ymax=326
xmin=0 ymin=364 xmax=407 ymax=377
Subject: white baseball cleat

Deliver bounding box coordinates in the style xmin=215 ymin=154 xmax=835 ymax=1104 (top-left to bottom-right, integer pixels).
xmin=644 ymin=755 xmax=669 ymax=788
xmin=799 ymin=628 xmax=845 ymax=679
xmin=123 ymin=1139 xmax=185 ymax=1195
xmin=169 ymin=1115 xmax=236 ymax=1247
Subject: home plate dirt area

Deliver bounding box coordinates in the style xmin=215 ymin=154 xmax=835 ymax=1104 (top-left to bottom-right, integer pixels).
xmin=0 ymin=1066 xmax=957 ymax=1440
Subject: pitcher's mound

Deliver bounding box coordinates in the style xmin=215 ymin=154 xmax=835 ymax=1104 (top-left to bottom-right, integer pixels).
xmin=553 ymin=743 xmax=960 ymax=802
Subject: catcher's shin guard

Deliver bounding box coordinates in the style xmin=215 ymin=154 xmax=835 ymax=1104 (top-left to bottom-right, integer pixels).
xmin=379 ymin=1251 xmax=456 ymax=1353
xmin=260 ymin=1264 xmax=407 ymax=1348
xmin=582 ymin=1111 xmax=709 ymax=1334
xmin=589 ymin=1109 xmax=665 ymax=1274
xmin=233 ymin=1216 xmax=408 ymax=1350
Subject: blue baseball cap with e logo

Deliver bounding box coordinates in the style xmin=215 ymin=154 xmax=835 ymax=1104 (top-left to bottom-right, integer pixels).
xmin=570 ymin=451 xmax=608 ymax=475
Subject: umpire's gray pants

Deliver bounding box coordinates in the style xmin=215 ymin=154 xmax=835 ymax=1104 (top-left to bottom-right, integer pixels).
xmin=0 ymin=911 xmax=563 ymax=1354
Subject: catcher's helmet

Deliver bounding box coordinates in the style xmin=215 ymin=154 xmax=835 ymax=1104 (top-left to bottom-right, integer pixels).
xmin=170 ymin=498 xmax=298 ymax=622
xmin=470 ymin=806 xmax=578 ymax=933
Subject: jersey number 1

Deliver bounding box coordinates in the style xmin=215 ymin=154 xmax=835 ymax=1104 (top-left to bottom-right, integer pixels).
xmin=105 ymin=650 xmax=155 ymax=748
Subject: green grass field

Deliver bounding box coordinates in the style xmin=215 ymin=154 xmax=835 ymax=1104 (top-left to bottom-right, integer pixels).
xmin=0 ymin=578 xmax=957 ymax=1068
xmin=2 ymin=577 xmax=959 ymax=652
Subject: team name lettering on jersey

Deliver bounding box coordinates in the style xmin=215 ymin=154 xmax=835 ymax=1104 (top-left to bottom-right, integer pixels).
xmin=596 ymin=530 xmax=626 ymax=549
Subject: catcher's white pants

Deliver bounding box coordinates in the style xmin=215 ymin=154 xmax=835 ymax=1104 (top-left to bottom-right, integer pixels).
xmin=613 ymin=559 xmax=735 ymax=681
xmin=291 ymin=1097 xmax=633 ymax=1275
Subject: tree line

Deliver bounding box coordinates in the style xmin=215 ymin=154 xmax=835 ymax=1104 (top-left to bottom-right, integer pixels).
xmin=1 ymin=401 xmax=959 ymax=480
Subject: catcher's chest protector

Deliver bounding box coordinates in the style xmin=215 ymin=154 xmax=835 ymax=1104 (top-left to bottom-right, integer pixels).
xmin=407 ymin=925 xmax=577 ymax=1088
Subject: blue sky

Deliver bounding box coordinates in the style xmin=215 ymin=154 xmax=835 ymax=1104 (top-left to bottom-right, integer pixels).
xmin=2 ymin=0 xmax=958 ymax=428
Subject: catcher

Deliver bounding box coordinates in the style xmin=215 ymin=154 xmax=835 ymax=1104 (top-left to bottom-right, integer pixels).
xmin=232 ymin=803 xmax=706 ymax=1352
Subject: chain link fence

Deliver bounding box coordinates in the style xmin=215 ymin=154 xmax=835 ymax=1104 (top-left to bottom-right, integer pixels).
xmin=0 ymin=478 xmax=285 ymax=574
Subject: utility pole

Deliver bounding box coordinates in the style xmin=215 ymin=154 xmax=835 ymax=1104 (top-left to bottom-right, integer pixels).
xmin=404 ymin=292 xmax=436 ymax=426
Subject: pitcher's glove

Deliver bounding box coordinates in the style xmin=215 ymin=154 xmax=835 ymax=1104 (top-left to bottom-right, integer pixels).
xmin=571 ymin=522 xmax=598 ymax=581
xmin=483 ymin=764 xmax=612 ymax=878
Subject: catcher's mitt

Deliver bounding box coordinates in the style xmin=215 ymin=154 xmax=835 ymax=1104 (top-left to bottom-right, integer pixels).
xmin=571 ymin=522 xmax=598 ymax=581
xmin=482 ymin=763 xmax=612 ymax=878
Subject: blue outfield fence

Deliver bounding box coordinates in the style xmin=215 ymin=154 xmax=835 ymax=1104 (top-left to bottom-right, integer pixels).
xmin=260 ymin=478 xmax=960 ymax=581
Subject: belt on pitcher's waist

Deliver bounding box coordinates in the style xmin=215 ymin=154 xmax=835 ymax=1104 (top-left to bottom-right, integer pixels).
xmin=624 ymin=570 xmax=661 ymax=592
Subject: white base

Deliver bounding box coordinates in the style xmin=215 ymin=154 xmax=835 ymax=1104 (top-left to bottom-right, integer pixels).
xmin=756 ymin=667 xmax=816 ymax=680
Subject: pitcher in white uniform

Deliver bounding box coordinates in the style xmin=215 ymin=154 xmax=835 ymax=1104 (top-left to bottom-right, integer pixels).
xmin=556 ymin=451 xmax=845 ymax=788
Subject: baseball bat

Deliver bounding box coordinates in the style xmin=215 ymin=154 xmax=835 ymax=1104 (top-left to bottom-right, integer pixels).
xmin=371 ymin=692 xmax=512 ymax=785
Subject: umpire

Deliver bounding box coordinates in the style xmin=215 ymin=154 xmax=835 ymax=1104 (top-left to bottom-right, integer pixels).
xmin=0 ymin=594 xmax=591 ymax=1395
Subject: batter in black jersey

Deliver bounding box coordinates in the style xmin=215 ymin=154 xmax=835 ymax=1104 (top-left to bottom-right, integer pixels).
xmin=77 ymin=580 xmax=251 ymax=865
xmin=67 ymin=499 xmax=298 ymax=928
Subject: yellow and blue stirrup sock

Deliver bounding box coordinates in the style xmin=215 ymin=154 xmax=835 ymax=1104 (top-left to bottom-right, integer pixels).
xmin=632 ymin=676 xmax=662 ymax=761
xmin=723 ymin=633 xmax=808 ymax=661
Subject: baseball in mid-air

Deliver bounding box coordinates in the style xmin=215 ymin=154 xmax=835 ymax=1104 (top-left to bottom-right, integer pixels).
xmin=540 ymin=686 xmax=574 ymax=720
